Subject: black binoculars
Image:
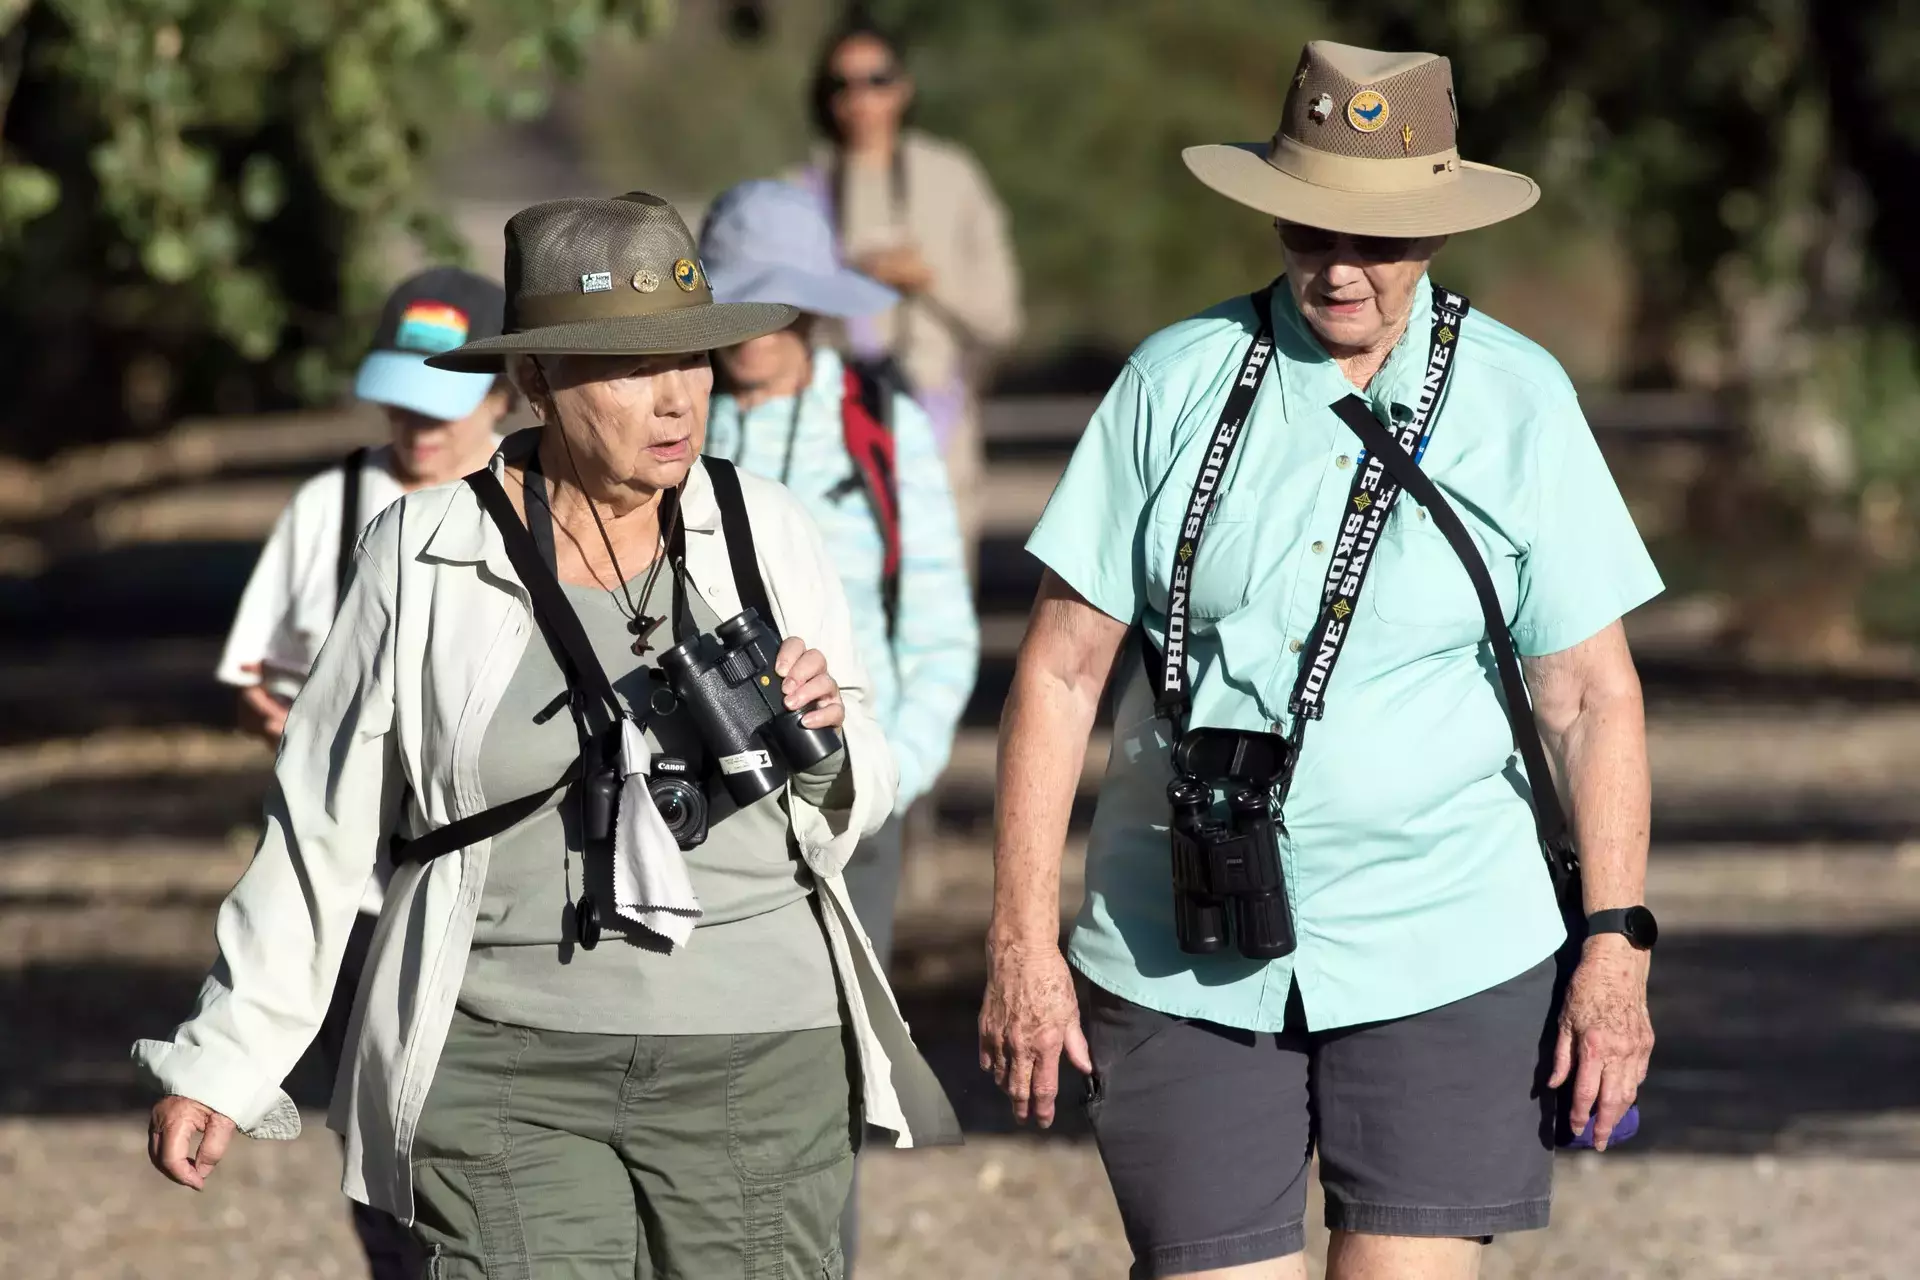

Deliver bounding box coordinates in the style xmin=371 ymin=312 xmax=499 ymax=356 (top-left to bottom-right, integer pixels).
xmin=1167 ymin=728 xmax=1298 ymax=961
xmin=659 ymin=609 xmax=843 ymax=807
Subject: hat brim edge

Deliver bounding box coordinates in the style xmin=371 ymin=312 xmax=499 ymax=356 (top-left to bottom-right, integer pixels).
xmin=1183 ymin=142 xmax=1540 ymax=237
xmin=424 ymin=301 xmax=800 ymax=372
xmin=353 ymin=351 xmax=494 ymax=421
xmin=706 ymin=264 xmax=899 ymax=320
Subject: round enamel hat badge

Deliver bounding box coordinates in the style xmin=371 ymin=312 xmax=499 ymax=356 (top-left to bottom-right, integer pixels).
xmin=1346 ymin=89 xmax=1390 ymax=133
xmin=673 ymin=258 xmax=701 ymax=291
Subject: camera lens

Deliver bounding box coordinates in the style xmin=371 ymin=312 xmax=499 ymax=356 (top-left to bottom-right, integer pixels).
xmin=648 ymin=776 xmax=706 ymax=846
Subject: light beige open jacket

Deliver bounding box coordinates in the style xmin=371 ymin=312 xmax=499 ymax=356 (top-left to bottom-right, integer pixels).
xmin=133 ymin=444 xmax=961 ymax=1223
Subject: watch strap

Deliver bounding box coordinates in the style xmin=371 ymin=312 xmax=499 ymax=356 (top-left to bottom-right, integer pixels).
xmin=1586 ymin=906 xmax=1653 ymax=949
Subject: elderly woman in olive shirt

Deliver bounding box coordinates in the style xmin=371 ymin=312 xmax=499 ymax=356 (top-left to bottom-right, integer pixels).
xmin=137 ymin=193 xmax=957 ymax=1279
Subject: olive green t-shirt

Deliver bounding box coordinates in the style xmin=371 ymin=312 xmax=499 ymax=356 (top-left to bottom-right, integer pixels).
xmin=459 ymin=568 xmax=843 ymax=1035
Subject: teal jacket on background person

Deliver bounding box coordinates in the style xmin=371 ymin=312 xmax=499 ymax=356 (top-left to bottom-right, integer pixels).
xmin=707 ymin=347 xmax=979 ymax=809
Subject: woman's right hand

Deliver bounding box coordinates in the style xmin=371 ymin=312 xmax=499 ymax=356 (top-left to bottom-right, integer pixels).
xmin=235 ymin=663 xmax=292 ymax=743
xmin=978 ymin=936 xmax=1092 ymax=1129
xmin=148 ymin=1095 xmax=237 ymax=1190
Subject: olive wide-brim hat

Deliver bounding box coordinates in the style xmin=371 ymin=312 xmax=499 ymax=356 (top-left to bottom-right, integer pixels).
xmin=426 ymin=192 xmax=798 ymax=372
xmin=1183 ymin=40 xmax=1539 ymax=237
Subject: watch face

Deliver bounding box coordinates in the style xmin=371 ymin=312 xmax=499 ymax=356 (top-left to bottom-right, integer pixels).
xmin=1625 ymin=905 xmax=1659 ymax=950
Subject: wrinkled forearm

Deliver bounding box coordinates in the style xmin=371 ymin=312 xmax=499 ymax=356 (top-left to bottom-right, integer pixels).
xmin=988 ymin=662 xmax=1098 ymax=949
xmin=1546 ymin=687 xmax=1651 ymax=914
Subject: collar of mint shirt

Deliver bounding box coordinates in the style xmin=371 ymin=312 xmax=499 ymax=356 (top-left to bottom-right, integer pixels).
xmin=1080 ymin=275 xmax=1566 ymax=1035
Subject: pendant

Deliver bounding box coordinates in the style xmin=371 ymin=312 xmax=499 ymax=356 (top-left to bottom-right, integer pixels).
xmin=575 ymin=892 xmax=601 ymax=951
xmin=628 ymin=613 xmax=662 ymax=657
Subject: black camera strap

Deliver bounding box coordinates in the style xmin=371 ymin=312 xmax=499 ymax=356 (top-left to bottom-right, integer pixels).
xmin=392 ymin=467 xmax=622 ymax=867
xmin=469 ymin=465 xmax=625 ymax=723
xmin=1288 ymin=285 xmax=1470 ymax=726
xmin=1328 ymin=395 xmax=1581 ymax=908
xmin=1140 ymin=282 xmax=1280 ymax=732
xmin=392 ymin=457 xmax=774 ymax=867
xmin=704 ymin=456 xmax=778 ymax=634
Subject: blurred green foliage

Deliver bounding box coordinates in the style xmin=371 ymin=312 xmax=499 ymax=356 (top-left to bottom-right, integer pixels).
xmin=0 ymin=0 xmax=668 ymax=456
xmin=6 ymin=0 xmax=1920 ymax=594
xmin=587 ymin=0 xmax=1920 ymax=625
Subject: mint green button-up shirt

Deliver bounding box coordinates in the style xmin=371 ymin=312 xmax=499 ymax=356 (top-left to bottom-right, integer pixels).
xmin=1027 ymin=279 xmax=1663 ymax=1032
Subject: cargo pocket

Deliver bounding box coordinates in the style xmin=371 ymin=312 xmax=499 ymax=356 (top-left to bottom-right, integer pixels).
xmin=741 ymin=1157 xmax=855 ymax=1280
xmin=410 ymin=1158 xmax=530 ymax=1280
xmin=409 ymin=1013 xmax=534 ymax=1280
xmin=727 ymin=1028 xmax=855 ymax=1180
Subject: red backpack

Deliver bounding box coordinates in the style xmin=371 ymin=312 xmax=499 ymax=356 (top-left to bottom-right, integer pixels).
xmin=839 ymin=358 xmax=903 ymax=638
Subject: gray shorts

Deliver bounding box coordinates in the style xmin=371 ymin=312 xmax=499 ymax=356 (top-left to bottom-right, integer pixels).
xmin=1080 ymin=958 xmax=1558 ymax=1279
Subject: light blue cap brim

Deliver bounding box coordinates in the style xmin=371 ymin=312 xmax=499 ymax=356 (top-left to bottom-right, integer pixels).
xmin=705 ymin=263 xmax=898 ymax=321
xmin=354 ymin=350 xmax=494 ymax=421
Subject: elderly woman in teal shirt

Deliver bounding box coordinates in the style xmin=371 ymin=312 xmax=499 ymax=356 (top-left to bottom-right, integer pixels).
xmin=980 ymin=39 xmax=1663 ymax=1280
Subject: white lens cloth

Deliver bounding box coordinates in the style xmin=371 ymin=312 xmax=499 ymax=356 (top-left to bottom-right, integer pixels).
xmin=612 ymin=717 xmax=703 ymax=949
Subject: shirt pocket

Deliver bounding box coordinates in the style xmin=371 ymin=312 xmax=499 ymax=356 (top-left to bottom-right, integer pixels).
xmin=1144 ymin=491 xmax=1258 ymax=621
xmin=1367 ymin=503 xmax=1518 ymax=635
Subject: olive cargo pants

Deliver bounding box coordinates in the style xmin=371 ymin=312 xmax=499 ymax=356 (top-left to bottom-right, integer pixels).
xmin=411 ymin=1009 xmax=856 ymax=1279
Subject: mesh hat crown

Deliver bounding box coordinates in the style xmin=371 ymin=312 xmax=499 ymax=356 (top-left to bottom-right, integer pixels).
xmin=1183 ymin=40 xmax=1539 ymax=237
xmin=427 ymin=192 xmax=797 ymax=371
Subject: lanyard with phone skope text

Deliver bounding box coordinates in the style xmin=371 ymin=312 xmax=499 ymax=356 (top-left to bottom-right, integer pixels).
xmin=1143 ymin=281 xmax=1470 ymax=745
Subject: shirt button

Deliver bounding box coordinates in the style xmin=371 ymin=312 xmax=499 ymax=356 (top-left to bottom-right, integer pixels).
xmin=1417 ymin=509 xmax=1428 ymax=521
xmin=1335 ymin=454 xmax=1352 ymax=469
xmin=1311 ymin=540 xmax=1326 ymax=555
xmin=1288 ymin=639 xmax=1303 ymax=653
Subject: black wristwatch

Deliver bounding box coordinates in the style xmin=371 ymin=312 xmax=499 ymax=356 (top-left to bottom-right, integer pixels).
xmin=1585 ymin=906 xmax=1659 ymax=951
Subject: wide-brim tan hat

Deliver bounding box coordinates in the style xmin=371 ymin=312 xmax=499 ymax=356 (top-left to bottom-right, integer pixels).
xmin=1184 ymin=40 xmax=1539 ymax=237
xmin=427 ymin=192 xmax=797 ymax=372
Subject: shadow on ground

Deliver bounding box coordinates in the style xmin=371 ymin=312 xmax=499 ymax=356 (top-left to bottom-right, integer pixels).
xmin=9 ymin=925 xmax=1918 ymax=1161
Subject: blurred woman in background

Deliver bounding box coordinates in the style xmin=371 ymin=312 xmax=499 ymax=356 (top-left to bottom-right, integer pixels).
xmin=797 ymin=11 xmax=1023 ymax=569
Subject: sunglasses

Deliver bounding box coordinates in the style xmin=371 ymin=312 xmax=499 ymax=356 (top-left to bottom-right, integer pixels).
xmin=828 ymin=68 xmax=900 ymax=94
xmin=1276 ymin=222 xmax=1417 ymax=262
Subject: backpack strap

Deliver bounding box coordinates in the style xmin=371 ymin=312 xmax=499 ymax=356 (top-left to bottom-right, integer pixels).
xmin=703 ymin=457 xmax=777 ymax=631
xmin=336 ymin=446 xmax=369 ymax=602
xmin=840 ymin=362 xmax=902 ymax=638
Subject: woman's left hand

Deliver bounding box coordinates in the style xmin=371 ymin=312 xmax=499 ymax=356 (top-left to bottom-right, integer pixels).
xmin=774 ymin=638 xmax=845 ymax=730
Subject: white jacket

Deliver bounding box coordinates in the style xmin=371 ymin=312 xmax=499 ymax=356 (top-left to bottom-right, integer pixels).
xmin=133 ymin=444 xmax=962 ymax=1222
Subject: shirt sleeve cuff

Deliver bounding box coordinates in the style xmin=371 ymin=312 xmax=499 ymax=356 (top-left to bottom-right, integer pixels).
xmin=1511 ymin=575 xmax=1666 ymax=657
xmin=1024 ymin=527 xmax=1137 ymax=626
xmin=130 ymin=1039 xmax=304 ymax=1140
xmin=789 ymin=714 xmax=894 ymax=880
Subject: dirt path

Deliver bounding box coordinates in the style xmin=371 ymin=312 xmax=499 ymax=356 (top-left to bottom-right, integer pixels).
xmin=6 ymin=1118 xmax=1916 ymax=1279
